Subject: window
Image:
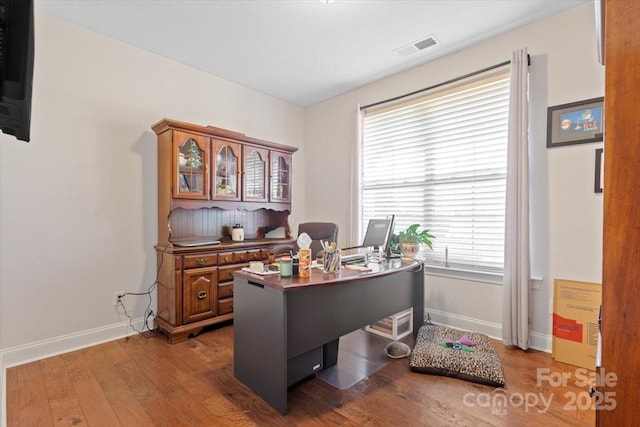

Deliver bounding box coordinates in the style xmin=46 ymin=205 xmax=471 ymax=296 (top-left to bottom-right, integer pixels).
xmin=360 ymin=68 xmax=510 ymax=274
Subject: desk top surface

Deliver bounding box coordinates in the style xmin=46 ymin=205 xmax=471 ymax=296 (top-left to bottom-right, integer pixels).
xmin=234 ymin=258 xmax=422 ymax=292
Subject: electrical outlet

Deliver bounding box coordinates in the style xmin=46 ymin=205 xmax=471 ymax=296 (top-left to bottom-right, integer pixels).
xmin=113 ymin=291 xmax=125 ymax=306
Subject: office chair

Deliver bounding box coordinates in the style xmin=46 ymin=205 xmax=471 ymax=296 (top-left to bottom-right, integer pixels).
xmin=297 ymin=222 xmax=339 ymax=259
xmin=269 ymin=222 xmax=338 ymax=261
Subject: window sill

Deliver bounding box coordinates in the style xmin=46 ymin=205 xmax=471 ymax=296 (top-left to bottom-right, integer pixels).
xmin=422 ymin=264 xmax=544 ymax=288
xmin=423 ymin=264 xmax=504 ymax=285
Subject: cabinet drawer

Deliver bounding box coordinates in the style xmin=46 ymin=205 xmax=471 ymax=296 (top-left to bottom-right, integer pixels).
xmin=231 ymin=249 xmax=263 ymax=263
xmin=218 ymin=297 xmax=233 ymax=315
xmin=233 ymin=251 xmax=256 ymax=263
xmin=218 ymin=265 xmax=243 ymax=282
xmin=182 ymin=267 xmax=217 ymax=324
xmin=234 ymin=251 xmax=251 ymax=263
xmin=218 ymin=282 xmax=233 ymax=299
xmin=218 ymin=252 xmax=235 ymax=265
xmin=183 ymin=253 xmax=218 ymax=269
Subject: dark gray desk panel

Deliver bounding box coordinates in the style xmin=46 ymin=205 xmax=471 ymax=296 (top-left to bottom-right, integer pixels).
xmin=286 ymin=268 xmax=423 ymax=359
xmin=233 ymin=278 xmax=288 ymax=414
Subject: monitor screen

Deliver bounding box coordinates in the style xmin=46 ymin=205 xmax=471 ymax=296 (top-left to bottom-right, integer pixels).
xmin=362 ymin=216 xmax=394 ymax=249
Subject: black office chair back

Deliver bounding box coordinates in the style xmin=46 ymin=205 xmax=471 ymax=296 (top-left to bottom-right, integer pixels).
xmin=297 ymin=222 xmax=338 ymax=259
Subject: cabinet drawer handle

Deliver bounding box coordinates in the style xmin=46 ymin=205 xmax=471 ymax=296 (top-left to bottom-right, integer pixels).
xmin=198 ymin=291 xmax=207 ymax=299
xmin=196 ymin=258 xmax=206 ymax=265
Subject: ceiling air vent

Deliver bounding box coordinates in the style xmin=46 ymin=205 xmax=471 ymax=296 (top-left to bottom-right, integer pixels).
xmin=394 ymin=34 xmax=438 ymax=58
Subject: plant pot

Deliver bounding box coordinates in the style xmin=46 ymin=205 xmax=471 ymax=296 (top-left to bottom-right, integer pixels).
xmin=400 ymin=242 xmax=420 ymax=258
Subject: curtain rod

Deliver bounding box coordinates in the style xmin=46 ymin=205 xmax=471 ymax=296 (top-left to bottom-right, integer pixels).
xmin=360 ymin=54 xmax=530 ymax=110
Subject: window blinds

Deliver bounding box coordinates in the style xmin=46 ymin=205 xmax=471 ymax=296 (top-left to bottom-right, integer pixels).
xmin=361 ymin=70 xmax=510 ymax=273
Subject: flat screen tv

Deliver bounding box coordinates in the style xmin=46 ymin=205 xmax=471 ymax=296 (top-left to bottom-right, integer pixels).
xmin=0 ymin=0 xmax=34 ymax=142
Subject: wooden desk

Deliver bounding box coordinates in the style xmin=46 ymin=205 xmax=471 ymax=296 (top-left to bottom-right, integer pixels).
xmin=233 ymin=258 xmax=424 ymax=414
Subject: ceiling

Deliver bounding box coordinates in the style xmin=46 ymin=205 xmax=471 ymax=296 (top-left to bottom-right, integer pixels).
xmin=35 ymin=0 xmax=590 ymax=107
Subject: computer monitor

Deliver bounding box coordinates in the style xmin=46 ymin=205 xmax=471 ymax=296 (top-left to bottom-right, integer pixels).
xmin=340 ymin=215 xmax=395 ymax=264
xmin=362 ymin=215 xmax=395 ymax=252
xmin=383 ymin=215 xmax=399 ymax=257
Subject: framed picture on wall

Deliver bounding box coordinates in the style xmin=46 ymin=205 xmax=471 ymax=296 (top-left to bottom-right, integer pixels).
xmin=547 ymin=97 xmax=604 ymax=148
xmin=595 ymin=148 xmax=604 ymax=193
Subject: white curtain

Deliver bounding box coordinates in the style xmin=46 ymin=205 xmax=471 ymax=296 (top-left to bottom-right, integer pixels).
xmin=502 ymin=48 xmax=530 ymax=350
xmin=350 ymin=105 xmax=363 ymax=246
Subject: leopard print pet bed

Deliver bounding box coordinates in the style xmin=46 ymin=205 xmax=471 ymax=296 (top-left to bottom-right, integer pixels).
xmin=409 ymin=324 xmax=506 ymax=387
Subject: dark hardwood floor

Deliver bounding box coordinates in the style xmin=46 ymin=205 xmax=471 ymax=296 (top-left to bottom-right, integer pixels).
xmin=6 ymin=323 xmax=595 ymax=426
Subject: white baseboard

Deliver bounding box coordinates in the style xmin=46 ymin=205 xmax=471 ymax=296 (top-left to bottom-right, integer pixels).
xmin=1 ymin=317 xmax=145 ymax=427
xmin=1 ymin=317 xmax=145 ymax=369
xmin=425 ymin=308 xmax=503 ymax=340
xmin=529 ymin=330 xmax=553 ymax=353
xmin=425 ymin=307 xmax=552 ymax=353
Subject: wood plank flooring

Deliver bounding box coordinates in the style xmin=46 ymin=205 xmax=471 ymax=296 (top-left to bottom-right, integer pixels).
xmin=6 ymin=324 xmax=595 ymax=426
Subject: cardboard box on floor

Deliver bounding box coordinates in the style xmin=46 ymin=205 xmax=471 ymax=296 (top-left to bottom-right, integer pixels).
xmin=552 ymin=279 xmax=602 ymax=370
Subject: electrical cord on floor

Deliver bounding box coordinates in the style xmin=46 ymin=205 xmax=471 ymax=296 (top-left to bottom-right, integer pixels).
xmin=117 ymin=249 xmax=165 ymax=338
xmin=117 ymin=281 xmax=157 ymax=338
xmin=144 ymin=309 xmax=155 ymax=331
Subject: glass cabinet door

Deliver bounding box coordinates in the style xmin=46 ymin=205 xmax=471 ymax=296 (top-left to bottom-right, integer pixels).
xmin=243 ymin=145 xmax=268 ymax=202
xmin=270 ymin=151 xmax=292 ymax=203
xmin=173 ymin=131 xmax=209 ymax=199
xmin=213 ymin=140 xmax=241 ymax=201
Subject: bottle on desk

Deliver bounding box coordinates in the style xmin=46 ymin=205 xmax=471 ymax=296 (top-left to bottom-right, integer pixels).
xmin=292 ymin=257 xmax=299 ymax=276
xmin=298 ymin=248 xmax=311 ymax=277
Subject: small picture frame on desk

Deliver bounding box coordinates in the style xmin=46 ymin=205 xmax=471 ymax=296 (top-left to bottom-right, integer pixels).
xmin=547 ymin=97 xmax=604 ymax=148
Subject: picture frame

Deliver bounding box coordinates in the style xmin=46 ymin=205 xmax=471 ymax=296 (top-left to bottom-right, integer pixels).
xmin=595 ymin=148 xmax=604 ymax=193
xmin=547 ymin=97 xmax=604 ymax=148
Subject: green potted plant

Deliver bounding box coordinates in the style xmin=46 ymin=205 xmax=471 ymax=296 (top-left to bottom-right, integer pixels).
xmin=396 ymin=224 xmax=435 ymax=258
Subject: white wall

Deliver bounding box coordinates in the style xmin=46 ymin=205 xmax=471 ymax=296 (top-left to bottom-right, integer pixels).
xmin=305 ymin=3 xmax=604 ymax=349
xmin=0 ymin=2 xmax=604 ymax=367
xmin=0 ymin=13 xmax=305 ymax=365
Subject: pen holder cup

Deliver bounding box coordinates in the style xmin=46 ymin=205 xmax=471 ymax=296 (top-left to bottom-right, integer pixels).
xmin=323 ymin=250 xmax=341 ymax=273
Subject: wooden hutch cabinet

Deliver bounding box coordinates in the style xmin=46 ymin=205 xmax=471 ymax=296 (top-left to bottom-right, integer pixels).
xmin=152 ymin=118 xmax=297 ymax=343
